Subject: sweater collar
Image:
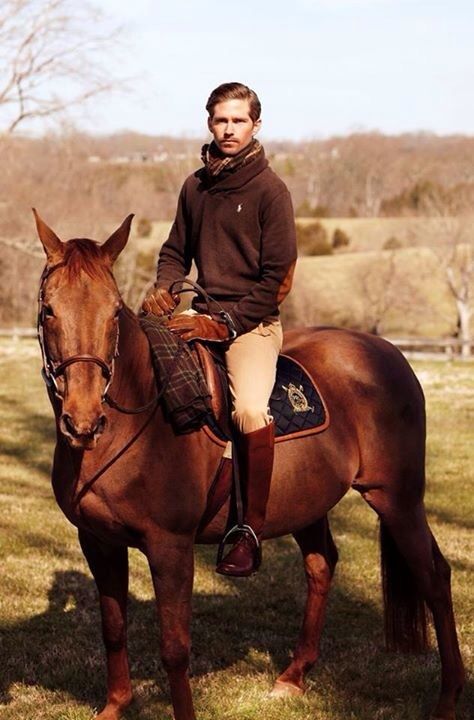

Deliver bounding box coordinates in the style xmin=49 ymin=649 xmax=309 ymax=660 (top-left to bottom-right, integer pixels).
xmin=201 ymin=138 xmax=263 ymax=178
xmin=199 ymin=143 xmax=268 ymax=192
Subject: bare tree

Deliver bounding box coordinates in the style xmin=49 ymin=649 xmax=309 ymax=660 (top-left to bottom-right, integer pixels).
xmin=355 ymin=249 xmax=430 ymax=336
xmin=0 ymin=0 xmax=123 ymax=133
xmin=356 ymin=251 xmax=400 ymax=334
xmin=438 ymin=220 xmax=473 ymax=358
xmin=413 ymin=191 xmax=473 ymax=357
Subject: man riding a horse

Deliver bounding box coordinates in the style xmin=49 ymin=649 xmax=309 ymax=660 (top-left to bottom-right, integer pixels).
xmin=32 ymin=85 xmax=465 ymax=720
xmin=143 ymin=82 xmax=297 ymax=577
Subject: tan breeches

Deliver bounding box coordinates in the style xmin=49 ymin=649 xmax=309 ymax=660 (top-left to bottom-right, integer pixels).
xmin=224 ymin=316 xmax=283 ymax=434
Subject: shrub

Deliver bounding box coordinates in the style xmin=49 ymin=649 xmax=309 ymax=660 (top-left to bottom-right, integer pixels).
xmin=383 ymin=236 xmax=403 ymax=250
xmin=296 ymin=221 xmax=332 ymax=256
xmin=381 ymin=179 xmax=447 ymax=215
xmin=295 ymin=200 xmax=330 ymax=218
xmin=137 ymin=217 xmax=152 ymax=238
xmin=332 ymin=228 xmax=351 ymax=249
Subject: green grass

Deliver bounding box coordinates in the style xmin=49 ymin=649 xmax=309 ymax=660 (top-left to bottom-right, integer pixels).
xmin=0 ymin=341 xmax=472 ymax=720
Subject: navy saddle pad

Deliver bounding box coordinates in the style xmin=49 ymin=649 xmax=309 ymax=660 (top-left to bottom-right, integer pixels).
xmin=208 ymin=353 xmax=328 ymax=441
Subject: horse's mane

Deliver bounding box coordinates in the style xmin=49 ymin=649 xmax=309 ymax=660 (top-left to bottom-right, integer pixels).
xmin=63 ymin=238 xmax=111 ymax=281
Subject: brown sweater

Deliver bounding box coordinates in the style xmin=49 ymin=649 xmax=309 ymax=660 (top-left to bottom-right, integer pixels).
xmin=156 ymin=149 xmax=297 ymax=335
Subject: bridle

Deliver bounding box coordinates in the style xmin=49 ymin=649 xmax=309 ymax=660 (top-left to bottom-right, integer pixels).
xmin=37 ymin=261 xmax=180 ymax=417
xmin=37 ymin=261 xmax=119 ymax=404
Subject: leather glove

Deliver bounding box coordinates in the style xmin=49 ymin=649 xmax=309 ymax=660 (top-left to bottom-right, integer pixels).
xmin=142 ymin=286 xmax=179 ymax=317
xmin=167 ymin=314 xmax=230 ymax=343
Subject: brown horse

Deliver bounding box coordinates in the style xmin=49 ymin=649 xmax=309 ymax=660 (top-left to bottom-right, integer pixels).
xmin=34 ymin=211 xmax=464 ymax=720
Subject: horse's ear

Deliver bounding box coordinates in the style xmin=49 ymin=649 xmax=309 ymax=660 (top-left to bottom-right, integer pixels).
xmin=102 ymin=214 xmax=134 ymax=264
xmin=33 ymin=208 xmax=64 ymax=264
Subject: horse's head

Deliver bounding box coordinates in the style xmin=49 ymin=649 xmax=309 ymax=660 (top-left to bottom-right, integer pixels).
xmin=34 ymin=210 xmax=134 ymax=449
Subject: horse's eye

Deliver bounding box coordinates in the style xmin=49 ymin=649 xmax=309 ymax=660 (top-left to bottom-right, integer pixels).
xmin=43 ymin=305 xmax=55 ymax=318
xmin=114 ymin=305 xmax=123 ymax=319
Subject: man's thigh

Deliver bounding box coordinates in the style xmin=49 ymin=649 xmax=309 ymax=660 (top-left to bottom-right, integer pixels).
xmin=225 ymin=317 xmax=283 ymax=408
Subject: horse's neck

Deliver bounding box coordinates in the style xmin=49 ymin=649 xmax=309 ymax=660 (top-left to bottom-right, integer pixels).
xmin=114 ymin=308 xmax=155 ymax=404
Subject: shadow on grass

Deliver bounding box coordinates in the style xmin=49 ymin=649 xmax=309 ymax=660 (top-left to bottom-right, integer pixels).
xmin=0 ymin=551 xmax=472 ymax=720
xmin=0 ymin=393 xmax=56 ymax=480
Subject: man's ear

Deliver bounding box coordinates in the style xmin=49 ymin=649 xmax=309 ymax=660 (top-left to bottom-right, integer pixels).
xmin=207 ymin=116 xmax=213 ymax=133
xmin=102 ymin=214 xmax=134 ymax=264
xmin=252 ymin=117 xmax=262 ymax=136
xmin=32 ymin=209 xmax=64 ymax=264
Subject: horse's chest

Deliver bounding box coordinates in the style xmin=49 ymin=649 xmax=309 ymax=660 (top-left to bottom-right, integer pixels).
xmin=55 ymin=481 xmax=141 ymax=546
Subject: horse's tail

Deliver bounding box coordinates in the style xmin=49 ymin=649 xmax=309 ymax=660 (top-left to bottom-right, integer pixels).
xmin=380 ymin=521 xmax=429 ymax=653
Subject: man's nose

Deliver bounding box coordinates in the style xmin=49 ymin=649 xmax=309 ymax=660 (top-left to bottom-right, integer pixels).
xmin=224 ymin=122 xmax=234 ymax=135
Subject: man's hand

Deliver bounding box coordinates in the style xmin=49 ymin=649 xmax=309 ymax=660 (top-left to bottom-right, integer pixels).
xmin=167 ymin=314 xmax=230 ymax=343
xmin=142 ymin=286 xmax=179 ymax=317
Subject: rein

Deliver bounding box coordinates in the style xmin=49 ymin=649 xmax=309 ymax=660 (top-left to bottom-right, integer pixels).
xmin=103 ymin=343 xmax=186 ymax=415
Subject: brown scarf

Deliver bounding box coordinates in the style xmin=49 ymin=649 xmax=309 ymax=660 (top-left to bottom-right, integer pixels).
xmin=201 ymin=138 xmax=263 ymax=178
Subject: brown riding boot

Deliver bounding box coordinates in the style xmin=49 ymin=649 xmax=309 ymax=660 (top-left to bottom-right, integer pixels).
xmin=216 ymin=421 xmax=275 ymax=577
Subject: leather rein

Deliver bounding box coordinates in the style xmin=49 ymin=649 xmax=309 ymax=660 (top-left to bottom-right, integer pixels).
xmin=37 ymin=262 xmax=160 ymax=415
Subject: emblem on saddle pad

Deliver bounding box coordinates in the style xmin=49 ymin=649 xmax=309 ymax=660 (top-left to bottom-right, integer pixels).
xmin=282 ymin=382 xmax=315 ymax=413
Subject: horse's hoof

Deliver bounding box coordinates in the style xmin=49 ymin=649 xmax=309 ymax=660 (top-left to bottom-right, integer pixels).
xmin=269 ymin=680 xmax=305 ymax=698
xmin=95 ymin=697 xmax=132 ymax=720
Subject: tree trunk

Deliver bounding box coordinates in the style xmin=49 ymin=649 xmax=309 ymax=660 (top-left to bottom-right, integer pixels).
xmin=456 ymin=300 xmax=471 ymax=358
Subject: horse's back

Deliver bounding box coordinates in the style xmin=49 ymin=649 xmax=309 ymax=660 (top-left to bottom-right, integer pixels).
xmin=282 ymin=326 xmax=424 ymax=408
xmin=280 ymin=327 xmax=426 ymax=503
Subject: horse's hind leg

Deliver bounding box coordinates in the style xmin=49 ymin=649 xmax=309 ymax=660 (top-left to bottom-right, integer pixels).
xmin=79 ymin=529 xmax=132 ymax=720
xmin=272 ymin=516 xmax=338 ymax=697
xmin=359 ymin=487 xmax=465 ymax=720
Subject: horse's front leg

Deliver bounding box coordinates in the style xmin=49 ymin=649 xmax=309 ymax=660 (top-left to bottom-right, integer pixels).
xmin=79 ymin=529 xmax=132 ymax=720
xmin=147 ymin=532 xmax=196 ymax=720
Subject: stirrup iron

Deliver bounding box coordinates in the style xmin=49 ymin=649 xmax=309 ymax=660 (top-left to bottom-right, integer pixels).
xmin=216 ymin=524 xmax=261 ymax=565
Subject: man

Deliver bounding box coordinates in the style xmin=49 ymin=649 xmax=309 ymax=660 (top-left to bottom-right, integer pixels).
xmin=142 ymin=82 xmax=297 ymax=576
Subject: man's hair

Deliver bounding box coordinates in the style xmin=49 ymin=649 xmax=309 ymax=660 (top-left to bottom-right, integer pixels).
xmin=206 ymin=82 xmax=261 ymax=122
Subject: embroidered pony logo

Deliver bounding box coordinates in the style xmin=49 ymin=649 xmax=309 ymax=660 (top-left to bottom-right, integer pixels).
xmin=237 ymin=203 xmax=243 ymax=213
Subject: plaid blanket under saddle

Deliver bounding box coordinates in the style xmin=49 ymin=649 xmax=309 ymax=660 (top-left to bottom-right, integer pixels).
xmin=139 ymin=314 xmax=212 ymax=433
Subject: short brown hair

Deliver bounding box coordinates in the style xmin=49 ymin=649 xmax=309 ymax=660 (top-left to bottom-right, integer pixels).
xmin=206 ymin=82 xmax=261 ymax=122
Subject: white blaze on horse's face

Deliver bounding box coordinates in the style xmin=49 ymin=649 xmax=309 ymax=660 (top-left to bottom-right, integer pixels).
xmin=34 ymin=211 xmax=134 ymax=450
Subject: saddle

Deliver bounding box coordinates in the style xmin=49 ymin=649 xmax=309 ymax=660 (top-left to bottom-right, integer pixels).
xmin=192 ymin=342 xmax=329 ymax=447
xmin=193 ymin=341 xmax=330 ymax=535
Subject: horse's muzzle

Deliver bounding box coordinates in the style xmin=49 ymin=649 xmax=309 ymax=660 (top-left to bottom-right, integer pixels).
xmin=59 ymin=412 xmax=107 ymax=449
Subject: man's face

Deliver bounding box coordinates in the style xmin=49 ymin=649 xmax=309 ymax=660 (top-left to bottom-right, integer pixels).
xmin=208 ymin=99 xmax=261 ymax=156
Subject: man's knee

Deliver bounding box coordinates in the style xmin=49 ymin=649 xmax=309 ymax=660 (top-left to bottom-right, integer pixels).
xmin=232 ymin=405 xmax=271 ymax=434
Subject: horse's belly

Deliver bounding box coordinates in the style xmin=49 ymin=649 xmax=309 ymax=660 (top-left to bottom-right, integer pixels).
xmin=197 ymin=436 xmax=353 ymax=543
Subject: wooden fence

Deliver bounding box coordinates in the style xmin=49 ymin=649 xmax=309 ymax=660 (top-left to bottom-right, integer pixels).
xmin=0 ymin=328 xmax=472 ymax=359
xmin=0 ymin=327 xmax=37 ymax=340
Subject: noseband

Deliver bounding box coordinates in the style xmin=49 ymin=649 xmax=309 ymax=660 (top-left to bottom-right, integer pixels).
xmin=37 ymin=261 xmax=119 ymax=402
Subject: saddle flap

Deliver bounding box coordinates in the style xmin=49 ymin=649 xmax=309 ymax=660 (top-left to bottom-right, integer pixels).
xmin=193 ymin=343 xmax=230 ymax=436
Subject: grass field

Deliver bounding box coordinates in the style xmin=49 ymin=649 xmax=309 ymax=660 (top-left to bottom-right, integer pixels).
xmin=0 ymin=341 xmax=472 ymax=720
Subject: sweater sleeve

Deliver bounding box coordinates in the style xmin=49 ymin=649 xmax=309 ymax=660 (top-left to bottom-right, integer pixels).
xmin=155 ymin=183 xmax=193 ymax=289
xmin=227 ymin=189 xmax=297 ymax=335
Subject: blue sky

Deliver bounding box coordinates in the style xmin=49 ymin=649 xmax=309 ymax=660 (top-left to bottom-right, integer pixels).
xmin=78 ymin=0 xmax=474 ymax=139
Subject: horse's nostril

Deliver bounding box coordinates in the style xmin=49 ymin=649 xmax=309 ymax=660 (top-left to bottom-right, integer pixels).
xmin=60 ymin=413 xmax=106 ymax=439
xmin=95 ymin=414 xmax=107 ymax=435
xmin=60 ymin=413 xmax=76 ymax=437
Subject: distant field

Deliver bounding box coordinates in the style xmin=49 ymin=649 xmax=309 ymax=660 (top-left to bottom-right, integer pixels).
xmin=282 ymin=246 xmax=456 ymax=337
xmin=296 ymin=216 xmax=455 ymax=252
xmin=127 ymin=217 xmax=451 ymax=255
xmin=0 ymin=341 xmax=472 ymax=720
xmin=120 ymin=218 xmax=462 ymax=339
